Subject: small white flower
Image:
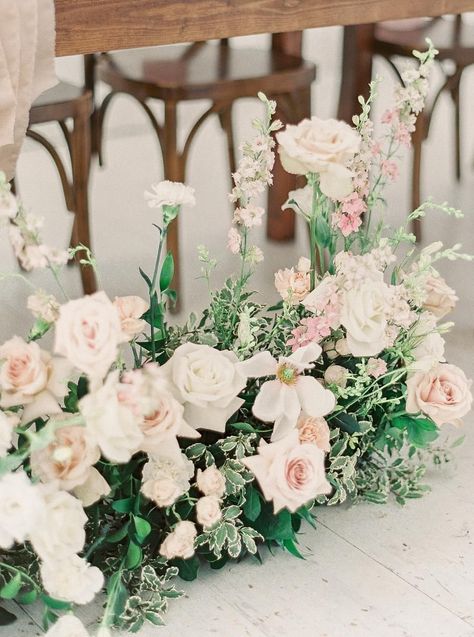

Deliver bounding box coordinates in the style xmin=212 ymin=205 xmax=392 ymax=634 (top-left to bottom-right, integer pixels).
xmin=145 ymin=181 xmax=196 ymax=209
xmin=196 ymin=465 xmax=226 ymax=498
xmin=27 ymin=290 xmax=60 ymax=324
xmin=196 ymin=495 xmax=222 ymax=529
xmin=45 ymin=615 xmax=89 ymax=637
xmin=238 ymin=344 xmax=336 ymax=441
xmin=0 ymin=471 xmax=45 ymax=548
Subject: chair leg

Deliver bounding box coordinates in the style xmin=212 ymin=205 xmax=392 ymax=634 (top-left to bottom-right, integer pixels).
xmin=162 ymin=100 xmax=183 ymax=310
xmin=411 ymin=113 xmax=426 ymax=242
xmin=70 ymin=108 xmax=97 ymax=295
xmin=267 ymin=87 xmax=311 ymax=242
xmin=450 ymin=70 xmax=463 ymax=182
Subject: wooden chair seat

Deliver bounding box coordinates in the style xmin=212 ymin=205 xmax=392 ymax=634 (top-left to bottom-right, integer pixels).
xmin=375 ymin=18 xmax=474 ymax=65
xmin=30 ymin=81 xmax=92 ymax=124
xmin=98 ymin=43 xmax=315 ymax=101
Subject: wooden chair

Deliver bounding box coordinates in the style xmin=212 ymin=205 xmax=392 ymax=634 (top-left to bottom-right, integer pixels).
xmin=95 ymin=36 xmax=316 ymax=298
xmin=373 ymin=15 xmax=474 ymax=228
xmin=17 ymin=75 xmax=97 ymax=294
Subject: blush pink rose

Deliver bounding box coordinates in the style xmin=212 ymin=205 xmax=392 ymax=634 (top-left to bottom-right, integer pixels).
xmin=297 ymin=414 xmax=331 ymax=452
xmin=113 ymin=296 xmax=149 ymax=340
xmin=406 ymin=363 xmax=472 ymax=426
xmin=242 ymin=431 xmax=331 ymax=513
xmin=0 ymin=336 xmax=71 ymax=423
xmin=422 ymin=274 xmax=457 ymax=319
xmin=274 ymin=267 xmax=310 ymax=305
xmin=54 ymin=292 xmax=123 ymax=381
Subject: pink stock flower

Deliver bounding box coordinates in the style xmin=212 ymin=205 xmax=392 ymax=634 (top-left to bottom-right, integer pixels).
xmin=227 ymin=227 xmax=241 ymax=255
xmin=288 ymin=317 xmax=332 ymax=351
xmin=381 ymin=160 xmax=399 ymax=180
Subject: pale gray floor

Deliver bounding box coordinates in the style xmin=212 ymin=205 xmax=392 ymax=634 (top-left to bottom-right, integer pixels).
xmin=1 ymin=26 xmax=474 ymax=637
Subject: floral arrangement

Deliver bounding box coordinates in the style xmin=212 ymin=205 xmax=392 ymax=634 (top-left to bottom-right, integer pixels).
xmin=0 ymin=40 xmax=472 ymax=636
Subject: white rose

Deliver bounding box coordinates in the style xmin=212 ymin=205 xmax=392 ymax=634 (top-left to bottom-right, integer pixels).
xmin=276 ymin=117 xmax=361 ymax=200
xmin=45 ymin=615 xmax=89 ymax=637
xmin=73 ymin=467 xmax=111 ymax=507
xmin=0 ymin=471 xmax=45 ymax=548
xmin=30 ymin=488 xmax=87 ymax=561
xmin=0 ymin=336 xmax=71 ymax=423
xmin=0 ymin=411 xmax=17 ymax=457
xmin=141 ymin=450 xmax=194 ymax=508
xmin=341 ymin=281 xmax=390 ymax=357
xmin=196 ymin=465 xmax=226 ymax=497
xmin=79 ymin=371 xmax=143 ymax=463
xmin=159 ymin=521 xmax=197 ymax=560
xmin=196 ymin=495 xmax=222 ymax=529
xmin=144 ymin=181 xmax=196 ymax=209
xmin=162 ymin=343 xmax=246 ymax=433
xmin=40 ymin=555 xmax=104 ymax=605
xmin=54 ymin=292 xmax=123 ymax=381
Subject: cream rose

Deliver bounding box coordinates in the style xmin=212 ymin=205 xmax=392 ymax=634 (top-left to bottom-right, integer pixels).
xmin=113 ymin=295 xmax=149 ymax=340
xmin=196 ymin=495 xmax=222 ymax=529
xmin=297 ymin=414 xmax=331 ymax=452
xmin=410 ymin=331 xmax=446 ymax=372
xmin=0 ymin=336 xmax=71 ymax=423
xmin=54 ymin=291 xmax=123 ymax=381
xmin=79 ymin=371 xmax=144 ymax=463
xmin=31 ymin=424 xmax=100 ymax=490
xmin=196 ymin=465 xmax=226 ymax=498
xmin=159 ymin=521 xmax=197 ymax=560
xmin=30 ymin=488 xmax=87 ymax=561
xmin=406 ymin=363 xmax=472 ymax=427
xmin=243 ymin=431 xmax=331 ymax=513
xmin=340 ymin=280 xmax=390 ymax=357
xmin=40 ymin=555 xmax=104 ymax=605
xmin=141 ymin=451 xmax=194 ymax=508
xmin=276 ymin=117 xmax=361 ymax=200
xmin=162 ymin=343 xmax=246 ymax=433
xmin=422 ymin=274 xmax=457 ymax=319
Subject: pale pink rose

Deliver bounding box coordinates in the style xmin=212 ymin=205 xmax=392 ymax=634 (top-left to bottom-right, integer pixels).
xmin=196 ymin=495 xmax=222 ymax=529
xmin=113 ymin=296 xmax=149 ymax=340
xmin=297 ymin=414 xmax=331 ymax=452
xmin=274 ymin=267 xmax=310 ymax=305
xmin=242 ymin=431 xmax=331 ymax=513
xmin=423 ymin=274 xmax=458 ymax=319
xmin=159 ymin=521 xmax=197 ymax=560
xmin=196 ymin=465 xmax=226 ymax=498
xmin=227 ymin=227 xmax=241 ymax=254
xmin=277 ymin=117 xmax=361 ymax=200
xmin=0 ymin=337 xmax=71 ymax=423
xmin=30 ymin=424 xmax=100 ymax=491
xmin=406 ymin=363 xmax=472 ymax=427
xmin=54 ymin=292 xmax=123 ymax=381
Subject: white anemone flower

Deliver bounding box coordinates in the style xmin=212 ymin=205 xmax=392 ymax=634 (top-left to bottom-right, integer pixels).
xmin=238 ymin=343 xmax=336 ymax=441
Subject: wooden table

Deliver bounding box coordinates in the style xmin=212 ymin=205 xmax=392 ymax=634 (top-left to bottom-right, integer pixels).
xmin=54 ymin=0 xmax=474 ymax=242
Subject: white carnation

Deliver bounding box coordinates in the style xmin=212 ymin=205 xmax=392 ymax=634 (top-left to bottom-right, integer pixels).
xmin=45 ymin=615 xmax=89 ymax=637
xmin=40 ymin=555 xmax=104 ymax=605
xmin=0 ymin=471 xmax=44 ymax=548
xmin=144 ymin=181 xmax=196 ymax=209
xmin=141 ymin=450 xmax=194 ymax=508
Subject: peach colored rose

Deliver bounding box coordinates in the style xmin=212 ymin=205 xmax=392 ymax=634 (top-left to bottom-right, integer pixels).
xmin=422 ymin=274 xmax=457 ymax=319
xmin=242 ymin=431 xmax=331 ymax=513
xmin=159 ymin=521 xmax=197 ymax=560
xmin=30 ymin=424 xmax=100 ymax=491
xmin=0 ymin=337 xmax=71 ymax=423
xmin=297 ymin=414 xmax=331 ymax=452
xmin=406 ymin=363 xmax=472 ymax=426
xmin=55 ymin=292 xmax=123 ymax=381
xmin=196 ymin=495 xmax=222 ymax=529
xmin=324 ymin=364 xmax=348 ymax=388
xmin=113 ymin=296 xmax=149 ymax=340
xmin=274 ymin=267 xmax=310 ymax=305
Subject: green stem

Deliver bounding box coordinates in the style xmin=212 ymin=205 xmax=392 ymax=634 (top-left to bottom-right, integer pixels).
xmin=149 ymin=228 xmax=167 ymax=362
xmin=0 ymin=562 xmax=40 ymax=592
xmin=309 ymin=177 xmax=318 ymax=289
